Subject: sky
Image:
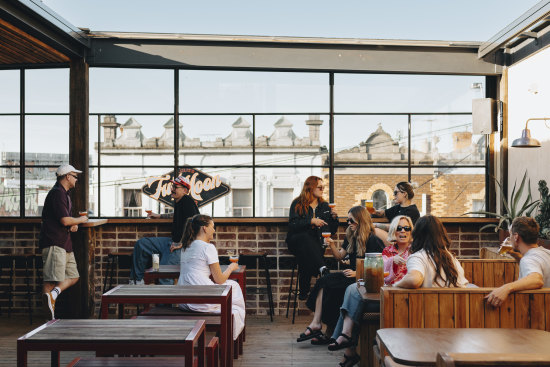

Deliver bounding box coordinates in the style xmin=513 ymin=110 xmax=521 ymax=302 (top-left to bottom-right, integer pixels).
xmin=41 ymin=0 xmax=541 ymax=41
xmin=0 ymin=0 xmax=543 ymax=155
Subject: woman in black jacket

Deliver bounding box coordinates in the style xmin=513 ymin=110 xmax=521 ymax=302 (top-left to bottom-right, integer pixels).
xmin=286 ymin=176 xmax=338 ymax=300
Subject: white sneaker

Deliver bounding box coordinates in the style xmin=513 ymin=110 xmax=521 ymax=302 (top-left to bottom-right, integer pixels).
xmin=135 ymin=279 xmax=145 ymax=285
xmin=128 ymin=280 xmax=136 ymax=285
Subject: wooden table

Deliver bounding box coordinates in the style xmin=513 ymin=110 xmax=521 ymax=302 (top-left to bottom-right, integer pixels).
xmin=17 ymin=319 xmax=204 ymax=367
xmin=144 ymin=264 xmax=247 ymax=299
xmin=101 ymin=284 xmax=232 ymax=367
xmin=377 ymin=328 xmax=550 ymax=366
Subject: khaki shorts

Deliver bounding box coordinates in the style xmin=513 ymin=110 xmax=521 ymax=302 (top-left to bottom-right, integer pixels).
xmin=42 ymin=246 xmax=79 ymax=282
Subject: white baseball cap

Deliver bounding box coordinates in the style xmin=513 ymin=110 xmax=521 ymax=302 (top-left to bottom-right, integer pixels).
xmin=56 ymin=164 xmax=82 ymax=176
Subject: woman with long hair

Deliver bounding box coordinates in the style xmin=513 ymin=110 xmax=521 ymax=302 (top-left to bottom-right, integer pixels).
xmin=373 ymin=181 xmax=420 ymax=245
xmin=286 ymin=176 xmax=339 ymax=299
xmin=393 ymin=214 xmax=468 ymax=288
xmin=296 ymin=206 xmax=384 ymax=344
xmin=177 ymin=214 xmax=245 ymax=339
xmin=327 ymin=216 xmax=413 ymax=367
xmin=382 ymin=215 xmax=414 ymax=285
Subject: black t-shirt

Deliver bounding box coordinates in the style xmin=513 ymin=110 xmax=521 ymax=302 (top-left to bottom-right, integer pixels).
xmin=342 ymin=234 xmax=385 ymax=270
xmin=384 ymin=204 xmax=420 ymax=224
xmin=172 ymin=195 xmax=200 ymax=243
xmin=39 ymin=183 xmax=73 ymax=251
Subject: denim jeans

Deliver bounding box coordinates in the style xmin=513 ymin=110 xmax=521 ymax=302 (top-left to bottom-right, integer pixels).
xmin=331 ymin=283 xmax=379 ymax=343
xmin=129 ymin=236 xmax=181 ymax=284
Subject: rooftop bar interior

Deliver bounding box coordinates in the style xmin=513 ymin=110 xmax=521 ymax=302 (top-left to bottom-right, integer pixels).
xmin=1 ymin=0 xmax=550 ymax=366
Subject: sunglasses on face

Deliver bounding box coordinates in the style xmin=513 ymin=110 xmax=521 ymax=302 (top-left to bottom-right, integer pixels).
xmin=316 ymin=186 xmax=324 ymax=190
xmin=68 ymin=174 xmax=78 ymax=180
xmin=396 ymin=226 xmax=412 ymax=232
xmin=346 ymin=218 xmax=356 ymax=224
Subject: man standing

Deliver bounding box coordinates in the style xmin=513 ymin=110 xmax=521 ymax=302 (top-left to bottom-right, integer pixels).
xmin=130 ymin=176 xmax=199 ymax=284
xmin=485 ymin=216 xmax=550 ymax=307
xmin=40 ymin=164 xmax=88 ymax=319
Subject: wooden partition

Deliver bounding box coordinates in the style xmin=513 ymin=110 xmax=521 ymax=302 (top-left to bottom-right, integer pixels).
xmin=381 ymin=287 xmax=550 ymax=330
xmin=458 ymin=258 xmax=518 ymax=287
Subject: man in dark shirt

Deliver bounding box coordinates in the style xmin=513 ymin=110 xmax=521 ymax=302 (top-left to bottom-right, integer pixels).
xmin=130 ymin=176 xmax=199 ymax=284
xmin=39 ymin=164 xmax=88 ymax=319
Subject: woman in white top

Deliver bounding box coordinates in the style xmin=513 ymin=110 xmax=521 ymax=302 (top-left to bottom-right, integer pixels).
xmin=178 ymin=214 xmax=245 ymax=340
xmin=394 ymin=215 xmax=468 ymax=288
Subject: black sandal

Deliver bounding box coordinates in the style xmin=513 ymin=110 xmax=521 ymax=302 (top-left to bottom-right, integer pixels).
xmin=328 ymin=333 xmax=354 ymax=351
xmin=297 ymin=326 xmax=322 ymax=342
xmin=310 ymin=333 xmax=333 ymax=345
xmin=338 ymin=353 xmax=360 ymax=367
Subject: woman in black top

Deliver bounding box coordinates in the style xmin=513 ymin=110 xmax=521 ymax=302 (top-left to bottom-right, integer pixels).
xmin=297 ymin=206 xmax=384 ymax=344
xmin=286 ymin=176 xmax=339 ymax=300
xmin=373 ymin=181 xmax=420 ymax=245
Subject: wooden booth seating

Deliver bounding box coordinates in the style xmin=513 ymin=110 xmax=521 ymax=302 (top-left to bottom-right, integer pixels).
xmin=380 ymin=287 xmax=550 ymax=330
xmin=457 ymin=258 xmax=518 ymax=287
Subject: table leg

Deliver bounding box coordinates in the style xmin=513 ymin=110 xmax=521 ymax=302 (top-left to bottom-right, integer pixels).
xmin=225 ymin=291 xmax=233 ymax=367
xmin=100 ymin=297 xmax=109 ymax=319
xmin=198 ymin=329 xmax=205 ymax=367
xmin=118 ymin=303 xmax=124 ymax=319
xmin=16 ymin=341 xmax=27 ymax=367
xmin=50 ymin=350 xmax=60 ymax=367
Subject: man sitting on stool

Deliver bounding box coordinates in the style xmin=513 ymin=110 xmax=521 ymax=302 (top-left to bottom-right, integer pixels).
xmin=486 ymin=216 xmax=550 ymax=307
xmin=130 ymin=176 xmax=199 ymax=284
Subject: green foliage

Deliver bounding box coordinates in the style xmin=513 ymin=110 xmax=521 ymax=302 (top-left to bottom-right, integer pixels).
xmin=464 ymin=171 xmax=539 ymax=232
xmin=535 ymin=180 xmax=550 ymax=239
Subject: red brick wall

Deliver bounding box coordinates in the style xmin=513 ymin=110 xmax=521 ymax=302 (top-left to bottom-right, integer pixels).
xmin=0 ymin=220 xmax=499 ymax=317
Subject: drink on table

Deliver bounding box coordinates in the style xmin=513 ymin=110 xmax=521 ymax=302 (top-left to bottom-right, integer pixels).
xmin=79 ymin=211 xmax=87 ymax=217
xmin=145 ymin=210 xmax=152 ymax=217
xmin=365 ymin=200 xmax=375 ymax=214
xmin=152 ymin=253 xmax=160 ymax=272
xmin=365 ymin=253 xmax=384 ymax=293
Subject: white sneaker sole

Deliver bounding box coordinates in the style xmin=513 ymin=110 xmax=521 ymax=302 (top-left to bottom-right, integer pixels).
xmin=42 ymin=293 xmax=55 ymax=320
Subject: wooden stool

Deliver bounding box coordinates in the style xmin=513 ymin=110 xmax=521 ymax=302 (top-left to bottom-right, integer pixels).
xmin=103 ymin=251 xmax=133 ymax=293
xmin=239 ymin=250 xmax=274 ymax=321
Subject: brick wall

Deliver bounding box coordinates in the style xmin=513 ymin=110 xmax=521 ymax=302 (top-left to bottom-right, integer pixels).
xmin=0 ymin=219 xmax=500 ymax=318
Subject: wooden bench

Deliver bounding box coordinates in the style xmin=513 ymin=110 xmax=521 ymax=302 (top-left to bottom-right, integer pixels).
xmin=381 ymin=287 xmax=550 ymax=330
xmin=458 ymin=258 xmax=518 ymax=287
xmin=137 ymin=307 xmax=244 ymax=358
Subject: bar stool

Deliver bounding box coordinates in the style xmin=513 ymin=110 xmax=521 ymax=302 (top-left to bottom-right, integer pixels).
xmin=0 ymin=254 xmax=34 ymax=324
xmin=103 ymin=251 xmax=133 ymax=293
xmin=238 ymin=250 xmax=274 ymax=321
xmin=285 ymin=257 xmax=301 ymax=324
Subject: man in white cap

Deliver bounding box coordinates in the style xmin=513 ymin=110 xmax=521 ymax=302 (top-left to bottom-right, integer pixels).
xmin=39 ymin=164 xmax=88 ymax=319
xmin=130 ymin=175 xmax=199 ymax=284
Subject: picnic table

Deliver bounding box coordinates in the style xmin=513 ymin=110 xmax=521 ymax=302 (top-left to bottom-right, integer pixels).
xmin=377 ymin=328 xmax=550 ymax=366
xmin=144 ymin=264 xmax=247 ymax=299
xmin=17 ymin=319 xmax=205 ymax=367
xmin=101 ymin=284 xmax=233 ymax=367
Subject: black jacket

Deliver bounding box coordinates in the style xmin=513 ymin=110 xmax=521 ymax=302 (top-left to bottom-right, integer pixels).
xmin=286 ymin=199 xmax=339 ymax=244
xmin=172 ymin=195 xmax=200 ymax=243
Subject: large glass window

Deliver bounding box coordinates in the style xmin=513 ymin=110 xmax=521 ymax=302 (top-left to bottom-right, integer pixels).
xmin=2 ymin=67 xmax=488 ymax=218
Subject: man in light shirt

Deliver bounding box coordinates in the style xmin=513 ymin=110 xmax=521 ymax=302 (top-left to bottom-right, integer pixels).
xmin=485 ymin=216 xmax=550 ymax=307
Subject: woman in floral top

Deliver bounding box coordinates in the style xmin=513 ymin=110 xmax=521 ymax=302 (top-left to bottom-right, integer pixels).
xmin=383 ymin=215 xmax=414 ymax=285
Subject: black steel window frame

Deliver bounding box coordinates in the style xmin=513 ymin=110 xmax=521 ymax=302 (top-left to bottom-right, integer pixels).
xmin=0 ymin=68 xmax=488 ymax=218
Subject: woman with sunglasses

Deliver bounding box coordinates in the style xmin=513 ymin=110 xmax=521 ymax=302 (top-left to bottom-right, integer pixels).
xmin=286 ymin=176 xmax=339 ymax=300
xmin=177 ymin=214 xmax=245 ymax=340
xmin=326 ymin=215 xmax=413 ymax=367
xmin=383 ymin=215 xmax=414 ymax=285
xmin=373 ymin=181 xmax=420 ymax=245
xmin=393 ymin=215 xmax=468 ymax=289
xmin=297 ymin=206 xmax=384 ymax=345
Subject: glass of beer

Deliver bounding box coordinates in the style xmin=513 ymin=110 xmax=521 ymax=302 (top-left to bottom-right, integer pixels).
xmin=227 ymin=250 xmax=239 ymax=264
xmin=145 ymin=210 xmax=152 ymax=218
xmin=365 ymin=200 xmax=375 ymax=214
xmin=328 ymin=203 xmax=336 ymax=209
xmin=79 ymin=211 xmax=87 ymax=217
xmin=498 ymin=237 xmax=513 ymax=256
xmin=322 ymin=232 xmax=331 ymax=247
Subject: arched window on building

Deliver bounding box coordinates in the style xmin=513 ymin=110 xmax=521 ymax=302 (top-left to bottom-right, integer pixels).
xmin=373 ymin=189 xmax=388 ymax=211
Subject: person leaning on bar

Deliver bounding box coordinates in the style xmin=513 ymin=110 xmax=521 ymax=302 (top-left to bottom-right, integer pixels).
xmin=485 ymin=216 xmax=550 ymax=307
xmin=286 ymin=176 xmax=339 ymax=300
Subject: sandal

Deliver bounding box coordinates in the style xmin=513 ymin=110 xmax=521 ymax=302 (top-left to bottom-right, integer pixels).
xmin=297 ymin=326 xmax=322 ymax=342
xmin=328 ymin=333 xmax=354 ymax=351
xmin=310 ymin=333 xmax=333 ymax=345
xmin=338 ymin=353 xmax=360 ymax=367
